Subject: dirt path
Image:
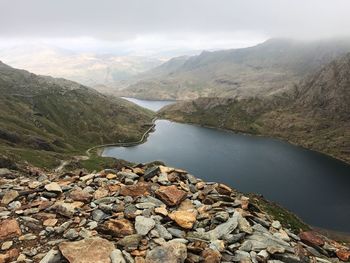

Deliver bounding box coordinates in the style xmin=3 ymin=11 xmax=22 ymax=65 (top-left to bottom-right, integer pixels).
xmin=53 ymin=118 xmax=157 ymax=172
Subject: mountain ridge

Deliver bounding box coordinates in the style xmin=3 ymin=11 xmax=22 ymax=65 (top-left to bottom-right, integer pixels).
xmin=121 ymin=38 xmax=350 ymax=100
xmin=160 ymin=53 xmax=350 ymax=163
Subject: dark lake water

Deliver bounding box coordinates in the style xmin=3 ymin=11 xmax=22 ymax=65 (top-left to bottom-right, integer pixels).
xmin=106 ymin=99 xmax=350 ymax=233
xmin=122 ymin=97 xmax=175 ymax=111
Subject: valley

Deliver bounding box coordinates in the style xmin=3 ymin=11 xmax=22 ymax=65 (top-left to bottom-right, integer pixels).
xmin=1 ymin=1 xmax=350 ymax=262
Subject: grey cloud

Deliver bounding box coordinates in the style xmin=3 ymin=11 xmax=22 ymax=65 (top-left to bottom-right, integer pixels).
xmin=0 ymin=0 xmax=350 ymax=40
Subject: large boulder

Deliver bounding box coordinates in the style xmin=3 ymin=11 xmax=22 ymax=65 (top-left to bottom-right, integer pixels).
xmin=59 ymin=238 xmax=115 ymax=263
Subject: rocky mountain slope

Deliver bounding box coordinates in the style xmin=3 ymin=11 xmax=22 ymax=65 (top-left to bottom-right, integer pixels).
xmin=160 ymin=53 xmax=350 ymax=163
xmin=122 ymin=38 xmax=350 ymax=100
xmin=0 ymin=61 xmax=154 ymax=168
xmin=0 ymin=164 xmax=349 ymax=262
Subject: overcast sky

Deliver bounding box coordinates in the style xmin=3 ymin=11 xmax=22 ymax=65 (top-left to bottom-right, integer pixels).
xmin=1 ymin=0 xmax=350 ymax=55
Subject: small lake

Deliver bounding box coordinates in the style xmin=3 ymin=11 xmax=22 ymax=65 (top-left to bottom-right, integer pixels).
xmin=122 ymin=97 xmax=175 ymax=111
xmin=106 ymin=99 xmax=350 ymax=233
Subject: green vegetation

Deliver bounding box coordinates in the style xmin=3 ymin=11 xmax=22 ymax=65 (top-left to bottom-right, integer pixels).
xmin=249 ymin=194 xmax=310 ymax=234
xmin=0 ymin=61 xmax=155 ymax=169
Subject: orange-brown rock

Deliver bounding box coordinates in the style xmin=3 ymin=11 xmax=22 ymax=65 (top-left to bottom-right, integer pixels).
xmin=0 ymin=248 xmax=19 ymax=263
xmin=107 ymin=184 xmax=121 ymax=193
xmin=154 ymin=206 xmax=168 ymax=216
xmin=155 ymin=185 xmax=187 ymax=206
xmin=299 ymin=231 xmax=325 ymax=247
xmin=1 ymin=190 xmax=19 ymax=205
xmin=0 ymin=219 xmax=21 ymax=241
xmin=120 ymin=182 xmax=152 ymax=197
xmin=93 ymin=188 xmax=109 ymax=200
xmin=169 ymin=210 xmax=197 ymax=229
xmin=43 ymin=218 xmax=58 ymax=227
xmin=69 ymin=189 xmax=92 ymax=203
xmin=178 ymin=199 xmax=195 ymax=211
xmin=240 ymin=196 xmax=249 ymax=210
xmin=215 ymin=183 xmax=233 ymax=195
xmin=103 ymin=219 xmax=134 ymax=237
xmin=135 ymin=257 xmax=146 ymax=263
xmin=201 ymin=248 xmax=222 ymax=263
xmin=336 ymin=249 xmax=350 ymax=261
xmin=59 ymin=238 xmax=115 ymax=263
xmin=106 ymin=173 xmax=117 ymax=179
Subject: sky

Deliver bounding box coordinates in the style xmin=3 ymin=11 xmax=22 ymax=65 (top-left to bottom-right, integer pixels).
xmin=1 ymin=0 xmax=350 ymax=55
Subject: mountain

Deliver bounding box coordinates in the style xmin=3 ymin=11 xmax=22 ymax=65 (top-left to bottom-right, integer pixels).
xmin=160 ymin=53 xmax=350 ymax=163
xmin=0 ymin=61 xmax=154 ymax=168
xmin=122 ymin=38 xmax=350 ymax=100
xmin=0 ymin=45 xmax=163 ymax=87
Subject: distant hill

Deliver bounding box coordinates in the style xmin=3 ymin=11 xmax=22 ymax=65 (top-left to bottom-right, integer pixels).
xmin=160 ymin=53 xmax=350 ymax=163
xmin=0 ymin=45 xmax=163 ymax=87
xmin=0 ymin=61 xmax=154 ymax=168
xmin=123 ymin=38 xmax=350 ymax=100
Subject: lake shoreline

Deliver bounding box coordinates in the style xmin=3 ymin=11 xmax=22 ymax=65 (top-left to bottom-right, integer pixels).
xmin=163 ymin=118 xmax=350 ymax=166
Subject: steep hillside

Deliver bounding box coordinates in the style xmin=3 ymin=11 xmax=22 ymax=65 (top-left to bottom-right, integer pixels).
xmin=123 ymin=38 xmax=350 ymax=100
xmin=160 ymin=54 xmax=350 ymax=163
xmin=0 ymin=61 xmax=154 ymax=168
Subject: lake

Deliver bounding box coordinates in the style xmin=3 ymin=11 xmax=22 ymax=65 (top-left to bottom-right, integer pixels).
xmin=105 ymin=98 xmax=350 ymax=233
xmin=122 ymin=97 xmax=175 ymax=111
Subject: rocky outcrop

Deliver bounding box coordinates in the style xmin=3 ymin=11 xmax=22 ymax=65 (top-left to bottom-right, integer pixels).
xmin=0 ymin=164 xmax=349 ymax=262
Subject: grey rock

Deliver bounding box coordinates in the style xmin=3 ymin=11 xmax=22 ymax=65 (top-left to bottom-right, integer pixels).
xmin=94 ymin=197 xmax=117 ymax=205
xmin=145 ymin=241 xmax=187 ymax=263
xmin=240 ymin=240 xmax=253 ymax=251
xmin=117 ymin=234 xmax=143 ymax=249
xmin=135 ymin=202 xmax=156 ymax=209
xmin=110 ymin=249 xmax=126 ymax=263
xmin=92 ymin=209 xmax=107 ymax=222
xmin=144 ymin=166 xmax=160 ymax=180
xmin=157 ymin=173 xmax=169 ymax=185
xmin=233 ymin=250 xmax=251 ymax=262
xmin=87 ymin=221 xmax=98 ymax=230
xmin=135 ymin=216 xmax=155 ymax=235
xmin=1 ymin=241 xmax=13 ymax=250
xmin=246 ymin=225 xmax=293 ymax=252
xmin=272 ymin=253 xmax=301 ymax=263
xmin=122 ymin=250 xmax=134 ymax=263
xmin=0 ymin=168 xmax=12 ymax=177
xmin=39 ymin=249 xmax=62 ymax=263
xmin=225 ymin=233 xmax=246 ymax=244
xmin=167 ymin=228 xmax=186 ymax=238
xmin=117 ymin=171 xmax=139 ymax=181
xmin=271 ymin=220 xmax=282 ymax=229
xmin=186 ymin=174 xmax=198 ymax=184
xmin=214 ymin=211 xmax=229 ymax=222
xmin=63 ymin=229 xmax=79 ymax=240
xmin=99 ymin=203 xmax=114 ymax=213
xmin=257 ymin=250 xmax=269 ymax=261
xmin=207 ymin=212 xmax=239 ymax=240
xmin=79 ymin=228 xmax=92 ymax=239
xmin=238 ymin=214 xmax=253 ymax=234
xmin=155 ymin=224 xmax=172 ymax=240
xmin=55 ymin=221 xmax=72 ymax=234
xmin=139 ymin=196 xmax=164 ymax=206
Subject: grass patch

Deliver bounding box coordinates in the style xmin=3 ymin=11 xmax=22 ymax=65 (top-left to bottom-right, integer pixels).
xmin=249 ymin=193 xmax=310 ymax=234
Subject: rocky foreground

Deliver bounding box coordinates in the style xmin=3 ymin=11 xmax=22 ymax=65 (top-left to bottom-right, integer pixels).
xmin=0 ymin=165 xmax=349 ymax=263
